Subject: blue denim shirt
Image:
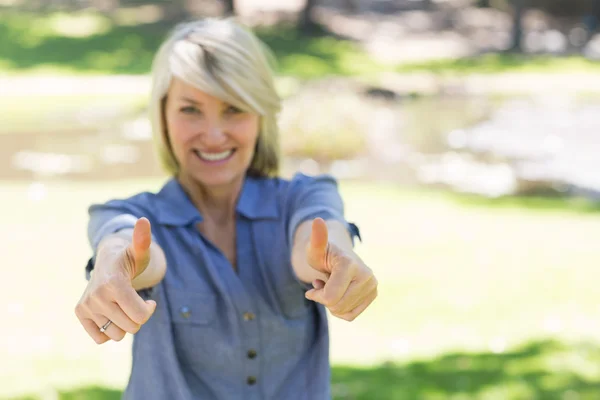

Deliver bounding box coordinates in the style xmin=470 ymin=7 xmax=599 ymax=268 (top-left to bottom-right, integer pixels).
xmin=85 ymin=173 xmax=360 ymax=400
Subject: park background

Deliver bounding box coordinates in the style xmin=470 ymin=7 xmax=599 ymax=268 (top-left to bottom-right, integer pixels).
xmin=2 ymin=0 xmax=600 ymax=399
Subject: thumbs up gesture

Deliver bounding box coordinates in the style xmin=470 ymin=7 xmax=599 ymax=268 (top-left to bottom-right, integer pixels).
xmin=304 ymin=218 xmax=378 ymax=321
xmin=75 ymin=218 xmax=158 ymax=344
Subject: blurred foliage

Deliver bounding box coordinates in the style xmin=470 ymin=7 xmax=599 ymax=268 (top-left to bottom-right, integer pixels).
xmin=279 ymin=83 xmax=371 ymax=162
xmin=0 ymin=94 xmax=148 ymax=134
xmin=0 ymin=11 xmax=164 ymax=74
xmin=487 ymin=0 xmax=600 ymax=18
xmin=8 ymin=340 xmax=600 ymax=400
xmin=401 ymin=95 xmax=494 ymax=153
xmin=0 ymin=10 xmax=383 ymax=78
xmin=3 ymin=9 xmax=600 ymax=77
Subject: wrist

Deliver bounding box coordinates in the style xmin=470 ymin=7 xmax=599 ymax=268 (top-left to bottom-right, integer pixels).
xmin=95 ymin=236 xmax=133 ymax=277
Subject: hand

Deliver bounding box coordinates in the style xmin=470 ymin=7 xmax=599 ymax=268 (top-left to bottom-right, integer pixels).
xmin=304 ymin=218 xmax=378 ymax=321
xmin=75 ymin=218 xmax=157 ymax=344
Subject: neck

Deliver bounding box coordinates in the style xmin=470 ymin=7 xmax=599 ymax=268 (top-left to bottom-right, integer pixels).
xmin=177 ymin=173 xmax=244 ymax=225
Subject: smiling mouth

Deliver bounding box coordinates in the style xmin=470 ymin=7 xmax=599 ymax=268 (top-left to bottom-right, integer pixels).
xmin=193 ymin=149 xmax=236 ymax=162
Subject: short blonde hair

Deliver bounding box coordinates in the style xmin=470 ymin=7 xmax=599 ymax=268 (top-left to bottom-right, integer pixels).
xmin=149 ymin=18 xmax=281 ymax=177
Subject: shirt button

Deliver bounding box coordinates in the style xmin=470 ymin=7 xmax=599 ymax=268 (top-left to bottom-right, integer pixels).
xmin=247 ymin=349 xmax=257 ymax=359
xmin=180 ymin=306 xmax=191 ymax=319
xmin=247 ymin=376 xmax=257 ymax=385
xmin=243 ymin=312 xmax=255 ymax=321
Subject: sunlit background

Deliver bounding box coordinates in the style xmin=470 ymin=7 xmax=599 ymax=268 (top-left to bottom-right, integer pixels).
xmin=2 ymin=0 xmax=600 ymax=399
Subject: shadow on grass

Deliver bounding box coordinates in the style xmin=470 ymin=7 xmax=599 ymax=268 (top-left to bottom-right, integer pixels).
xmin=0 ymin=11 xmax=379 ymax=78
xmin=0 ymin=12 xmax=172 ymax=74
xmin=9 ymin=339 xmax=600 ymax=400
xmin=396 ymin=53 xmax=600 ymax=75
xmin=445 ymin=190 xmax=600 ymax=215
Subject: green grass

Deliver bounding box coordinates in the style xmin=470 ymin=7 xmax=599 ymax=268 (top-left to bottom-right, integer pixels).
xmin=2 ymin=179 xmax=600 ymax=399
xmin=0 ymin=10 xmax=384 ymax=79
xmin=396 ymin=52 xmax=600 ymax=75
xmin=8 ymin=340 xmax=600 ymax=399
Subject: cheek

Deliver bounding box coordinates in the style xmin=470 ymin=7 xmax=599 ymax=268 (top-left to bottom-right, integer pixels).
xmin=232 ymin=117 xmax=260 ymax=148
xmin=167 ymin=115 xmax=196 ymax=146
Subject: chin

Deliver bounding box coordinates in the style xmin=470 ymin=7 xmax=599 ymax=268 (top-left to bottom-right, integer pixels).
xmin=189 ymin=170 xmax=244 ymax=188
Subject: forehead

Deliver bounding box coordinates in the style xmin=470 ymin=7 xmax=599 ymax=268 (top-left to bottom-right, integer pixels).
xmin=168 ymin=77 xmax=225 ymax=104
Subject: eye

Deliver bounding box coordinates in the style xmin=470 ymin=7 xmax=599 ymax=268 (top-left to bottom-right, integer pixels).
xmin=225 ymin=105 xmax=243 ymax=115
xmin=180 ymin=106 xmax=201 ymax=115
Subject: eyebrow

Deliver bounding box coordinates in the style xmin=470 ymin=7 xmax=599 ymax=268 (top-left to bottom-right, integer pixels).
xmin=180 ymin=97 xmax=203 ymax=105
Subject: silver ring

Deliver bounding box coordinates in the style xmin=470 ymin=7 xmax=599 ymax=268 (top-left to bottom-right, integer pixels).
xmin=99 ymin=320 xmax=112 ymax=333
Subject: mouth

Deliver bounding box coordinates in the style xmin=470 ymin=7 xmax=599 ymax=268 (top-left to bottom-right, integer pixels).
xmin=193 ymin=149 xmax=236 ymax=163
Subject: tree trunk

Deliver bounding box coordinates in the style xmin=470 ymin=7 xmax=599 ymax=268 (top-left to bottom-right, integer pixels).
xmin=343 ymin=0 xmax=359 ymax=13
xmin=299 ymin=0 xmax=319 ymax=34
xmin=510 ymin=0 xmax=525 ymax=52
xmin=223 ymin=0 xmax=235 ymax=15
xmin=164 ymin=0 xmax=189 ymax=22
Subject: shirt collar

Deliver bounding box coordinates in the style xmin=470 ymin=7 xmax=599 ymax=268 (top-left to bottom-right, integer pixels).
xmin=235 ymin=176 xmax=279 ymax=220
xmin=155 ymin=176 xmax=279 ymax=226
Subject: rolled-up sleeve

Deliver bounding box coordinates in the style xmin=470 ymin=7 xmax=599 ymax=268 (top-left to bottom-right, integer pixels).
xmin=287 ymin=173 xmax=361 ymax=250
xmin=88 ymin=212 xmax=138 ymax=253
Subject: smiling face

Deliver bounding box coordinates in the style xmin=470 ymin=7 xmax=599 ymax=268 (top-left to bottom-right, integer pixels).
xmin=164 ymin=77 xmax=260 ymax=189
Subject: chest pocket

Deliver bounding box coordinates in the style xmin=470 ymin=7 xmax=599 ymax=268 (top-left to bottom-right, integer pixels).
xmin=277 ymin=282 xmax=311 ymax=320
xmin=168 ymin=290 xmax=217 ymax=325
xmin=165 ymin=288 xmax=221 ymax=366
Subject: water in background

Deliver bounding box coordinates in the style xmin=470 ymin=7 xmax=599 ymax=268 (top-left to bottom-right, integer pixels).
xmin=3 ymin=82 xmax=600 ymax=199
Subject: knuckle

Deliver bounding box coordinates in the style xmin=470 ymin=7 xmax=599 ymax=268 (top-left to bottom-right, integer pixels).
xmin=97 ymin=282 xmax=114 ymax=296
xmin=74 ymin=304 xmax=84 ymax=318
xmin=93 ymin=336 xmax=107 ymax=345
xmin=113 ymin=333 xmax=126 ymax=342
xmin=132 ymin=310 xmax=148 ymax=325
xmin=339 ymin=255 xmax=353 ymax=268
xmin=334 ymin=312 xmax=354 ymax=322
xmin=328 ymin=304 xmax=340 ymax=314
xmin=321 ymin=294 xmax=337 ymax=307
xmin=88 ymin=290 xmax=103 ymax=304
xmin=371 ymin=274 xmax=378 ymax=287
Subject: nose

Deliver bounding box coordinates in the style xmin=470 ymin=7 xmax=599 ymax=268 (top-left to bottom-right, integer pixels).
xmin=203 ymin=118 xmax=227 ymax=144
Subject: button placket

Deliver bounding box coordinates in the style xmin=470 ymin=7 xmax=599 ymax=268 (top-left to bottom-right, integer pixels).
xmin=241 ymin=310 xmax=260 ymax=391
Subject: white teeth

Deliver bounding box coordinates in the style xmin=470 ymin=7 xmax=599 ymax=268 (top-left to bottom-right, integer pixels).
xmin=195 ymin=150 xmax=233 ymax=161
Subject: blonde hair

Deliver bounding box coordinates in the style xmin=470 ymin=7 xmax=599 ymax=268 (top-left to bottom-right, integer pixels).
xmin=149 ymin=18 xmax=281 ymax=177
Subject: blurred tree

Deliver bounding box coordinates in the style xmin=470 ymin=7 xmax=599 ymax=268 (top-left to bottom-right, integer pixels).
xmin=299 ymin=0 xmax=319 ymax=34
xmin=223 ymin=0 xmax=235 ymax=15
xmin=343 ymin=0 xmax=358 ymax=13
xmin=585 ymin=0 xmax=600 ymax=31
xmin=164 ymin=0 xmax=189 ymax=21
xmin=509 ymin=0 xmax=525 ymax=52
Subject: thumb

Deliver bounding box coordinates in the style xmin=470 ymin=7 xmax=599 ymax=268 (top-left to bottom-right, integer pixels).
xmin=307 ymin=218 xmax=329 ymax=271
xmin=145 ymin=299 xmax=157 ymax=316
xmin=129 ymin=217 xmax=152 ymax=278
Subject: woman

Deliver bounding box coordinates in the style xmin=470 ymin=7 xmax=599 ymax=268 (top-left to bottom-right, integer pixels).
xmin=75 ymin=17 xmax=378 ymax=400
